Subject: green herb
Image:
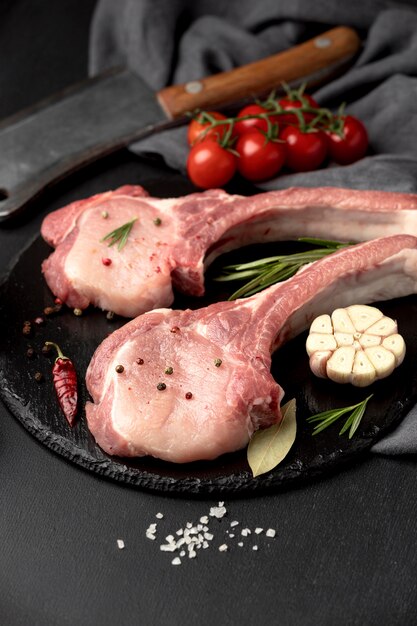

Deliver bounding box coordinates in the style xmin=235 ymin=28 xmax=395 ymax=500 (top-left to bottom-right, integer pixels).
xmin=215 ymin=238 xmax=350 ymax=300
xmin=165 ymin=366 xmax=173 ymax=375
xmin=307 ymin=394 xmax=373 ymax=439
xmin=247 ymin=398 xmax=297 ymax=477
xmin=153 ymin=217 xmax=162 ymax=226
xmin=214 ymin=358 xmax=222 ymax=367
xmin=100 ymin=218 xmax=137 ymax=251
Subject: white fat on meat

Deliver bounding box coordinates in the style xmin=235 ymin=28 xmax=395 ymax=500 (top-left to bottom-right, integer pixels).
xmin=86 ymin=234 xmax=417 ymax=463
xmin=41 ymin=185 xmax=417 ymax=318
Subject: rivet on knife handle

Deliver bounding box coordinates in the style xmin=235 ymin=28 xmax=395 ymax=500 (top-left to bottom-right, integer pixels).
xmin=157 ymin=26 xmax=361 ymax=119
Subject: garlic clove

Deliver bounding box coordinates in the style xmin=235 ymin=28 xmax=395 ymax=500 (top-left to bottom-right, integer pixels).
xmin=334 ymin=332 xmax=354 ymax=347
xmin=358 ymin=334 xmax=381 ymax=349
xmin=306 ymin=333 xmax=337 ymax=357
xmin=310 ymin=314 xmax=333 ymax=334
xmin=327 ymin=346 xmax=355 ymax=384
xmin=309 ymin=351 xmax=332 ymax=378
xmin=351 ymin=351 xmax=376 ymax=387
xmin=346 ymin=304 xmax=383 ymax=332
xmin=331 ymin=308 xmax=356 ymax=334
xmin=366 ymin=316 xmax=397 ymax=337
xmin=365 ymin=346 xmax=396 ymax=379
xmin=381 ymin=334 xmax=406 ymax=365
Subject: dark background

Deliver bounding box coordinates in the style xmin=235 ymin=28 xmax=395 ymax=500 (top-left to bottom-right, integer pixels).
xmin=1 ymin=2 xmax=417 ymax=624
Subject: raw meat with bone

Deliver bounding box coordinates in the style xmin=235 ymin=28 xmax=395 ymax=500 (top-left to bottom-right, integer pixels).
xmin=41 ymin=185 xmax=417 ymax=318
xmin=86 ymin=234 xmax=417 ymax=463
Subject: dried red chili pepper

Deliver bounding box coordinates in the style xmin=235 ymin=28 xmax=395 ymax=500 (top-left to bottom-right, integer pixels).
xmin=44 ymin=341 xmax=78 ymax=427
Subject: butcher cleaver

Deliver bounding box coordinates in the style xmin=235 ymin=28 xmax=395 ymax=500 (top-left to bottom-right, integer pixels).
xmin=0 ymin=26 xmax=360 ymax=221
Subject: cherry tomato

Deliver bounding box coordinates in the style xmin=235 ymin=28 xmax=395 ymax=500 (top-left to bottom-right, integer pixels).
xmin=233 ymin=104 xmax=278 ymax=137
xmin=326 ymin=115 xmax=369 ymax=165
xmin=280 ymin=126 xmax=327 ymax=172
xmin=187 ymin=111 xmax=230 ymax=146
xmin=236 ymin=130 xmax=286 ymax=182
xmin=277 ymin=94 xmax=319 ymax=126
xmin=186 ymin=140 xmax=237 ymax=189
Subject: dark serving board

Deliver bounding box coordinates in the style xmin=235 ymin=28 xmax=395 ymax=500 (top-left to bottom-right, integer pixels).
xmin=1 ymin=232 xmax=417 ymax=496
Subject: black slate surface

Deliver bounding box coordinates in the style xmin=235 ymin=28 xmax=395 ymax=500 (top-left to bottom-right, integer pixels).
xmin=1 ymin=228 xmax=416 ymax=495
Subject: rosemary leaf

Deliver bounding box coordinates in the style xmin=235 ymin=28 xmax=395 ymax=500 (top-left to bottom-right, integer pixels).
xmin=100 ymin=218 xmax=137 ymax=251
xmin=309 ymin=395 xmax=373 ymax=438
xmin=214 ymin=238 xmax=352 ymax=300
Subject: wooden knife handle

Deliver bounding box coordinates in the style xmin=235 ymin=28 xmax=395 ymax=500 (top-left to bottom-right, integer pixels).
xmin=157 ymin=26 xmax=361 ymax=119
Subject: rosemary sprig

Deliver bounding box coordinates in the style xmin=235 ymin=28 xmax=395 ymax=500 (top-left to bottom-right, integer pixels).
xmin=307 ymin=394 xmax=373 ymax=439
xmin=215 ymin=238 xmax=350 ymax=300
xmin=100 ymin=218 xmax=137 ymax=251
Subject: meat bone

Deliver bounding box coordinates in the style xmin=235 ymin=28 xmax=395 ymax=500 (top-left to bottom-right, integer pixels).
xmin=0 ymin=26 xmax=361 ymax=221
xmin=86 ymin=234 xmax=417 ymax=463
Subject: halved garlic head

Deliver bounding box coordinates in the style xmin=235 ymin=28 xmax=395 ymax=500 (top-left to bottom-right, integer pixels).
xmin=306 ymin=305 xmax=405 ymax=387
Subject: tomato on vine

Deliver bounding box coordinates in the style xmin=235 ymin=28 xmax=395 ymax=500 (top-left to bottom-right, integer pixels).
xmin=187 ymin=111 xmax=231 ymax=145
xmin=186 ymin=140 xmax=237 ymax=189
xmin=236 ymin=130 xmax=286 ymax=182
xmin=275 ymin=82 xmax=320 ymax=127
xmin=326 ymin=115 xmax=369 ymax=165
xmin=234 ymin=104 xmax=278 ymax=137
xmin=280 ymin=126 xmax=327 ymax=172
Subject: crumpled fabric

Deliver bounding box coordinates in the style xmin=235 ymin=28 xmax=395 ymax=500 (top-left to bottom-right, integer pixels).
xmin=89 ymin=0 xmax=417 ymax=454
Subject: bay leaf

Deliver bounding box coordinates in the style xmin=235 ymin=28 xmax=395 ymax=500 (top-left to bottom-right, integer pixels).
xmin=247 ymin=398 xmax=297 ymax=478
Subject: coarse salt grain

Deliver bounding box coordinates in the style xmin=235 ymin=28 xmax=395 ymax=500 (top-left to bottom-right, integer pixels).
xmin=230 ymin=521 xmax=239 ymax=527
xmin=218 ymin=544 xmax=228 ymax=552
xmin=266 ymin=528 xmax=276 ymax=538
xmin=241 ymin=528 xmax=251 ymax=537
xmin=253 ymin=545 xmax=259 ymax=551
xmin=210 ymin=505 xmax=226 ymax=519
xmin=117 ymin=539 xmax=125 ymax=549
xmin=255 ymin=528 xmax=263 ymax=534
xmin=200 ymin=516 xmax=209 ymax=524
xmin=238 ymin=542 xmax=244 ymax=547
xmin=156 ymin=512 xmax=164 ymax=519
xmin=172 ymin=557 xmax=181 ymax=565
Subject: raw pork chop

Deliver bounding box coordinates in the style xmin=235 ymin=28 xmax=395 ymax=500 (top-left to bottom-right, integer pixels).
xmin=86 ymin=234 xmax=417 ymax=463
xmin=41 ymin=185 xmax=417 ymax=318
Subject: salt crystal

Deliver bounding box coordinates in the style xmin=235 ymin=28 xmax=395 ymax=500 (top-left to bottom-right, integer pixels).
xmin=200 ymin=516 xmax=209 ymax=524
xmin=218 ymin=544 xmax=228 ymax=552
xmin=204 ymin=532 xmax=213 ymax=541
xmin=180 ymin=550 xmax=186 ymax=557
xmin=229 ymin=534 xmax=235 ymax=538
xmin=202 ymin=541 xmax=209 ymax=549
xmin=146 ymin=532 xmax=156 ymax=541
xmin=238 ymin=542 xmax=244 ymax=547
xmin=171 ymin=557 xmax=181 ymax=565
xmin=266 ymin=528 xmax=276 ymax=538
xmin=230 ymin=521 xmax=239 ymax=527
xmin=165 ymin=535 xmax=175 ymax=543
xmin=117 ymin=539 xmax=125 ymax=549
xmin=156 ymin=513 xmax=164 ymax=519
xmin=241 ymin=528 xmax=251 ymax=537
xmin=176 ymin=529 xmax=183 ymax=536
xmin=253 ymin=545 xmax=259 ymax=551
xmin=160 ymin=544 xmax=176 ymax=552
xmin=255 ymin=528 xmax=263 ymax=534
xmin=186 ymin=522 xmax=192 ymax=529
xmin=210 ymin=505 xmax=226 ymax=519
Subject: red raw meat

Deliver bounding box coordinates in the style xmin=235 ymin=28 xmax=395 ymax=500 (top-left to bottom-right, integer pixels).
xmin=41 ymin=185 xmax=417 ymax=318
xmin=86 ymin=234 xmax=417 ymax=463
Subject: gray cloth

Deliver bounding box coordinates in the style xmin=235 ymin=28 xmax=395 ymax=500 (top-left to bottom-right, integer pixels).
xmin=89 ymin=0 xmax=417 ymax=455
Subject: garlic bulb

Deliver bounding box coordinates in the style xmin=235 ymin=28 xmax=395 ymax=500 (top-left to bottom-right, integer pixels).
xmin=306 ymin=305 xmax=405 ymax=387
